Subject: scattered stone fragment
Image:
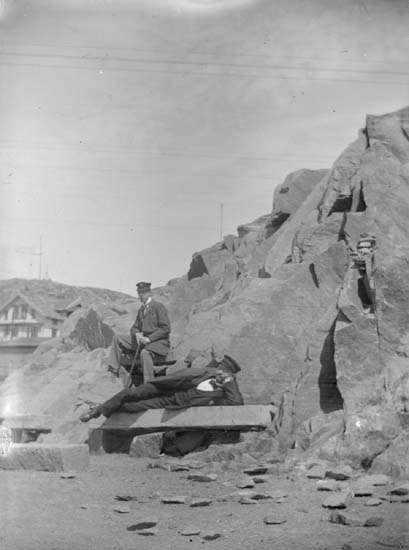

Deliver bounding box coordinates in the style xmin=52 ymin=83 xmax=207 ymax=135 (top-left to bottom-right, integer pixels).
xmin=182 ymin=460 xmax=205 ymax=469
xmin=377 ymin=536 xmax=409 ymax=547
xmin=126 ymin=517 xmax=158 ymax=531
xmin=306 ymin=465 xmax=327 ymax=479
xmin=364 ymin=498 xmax=383 ymax=507
xmin=322 ymin=490 xmax=354 ymax=509
xmin=364 ymin=517 xmax=384 ymax=527
xmin=190 ymin=498 xmax=212 ymax=507
xmin=325 ymin=466 xmax=352 ymax=481
xmin=269 ymin=490 xmax=288 ymax=499
xmin=169 ymin=464 xmax=190 ymax=472
xmin=161 ymin=495 xmax=187 ymax=504
xmin=341 ymin=544 xmax=352 ymax=550
xmin=239 ymin=496 xmax=257 ymax=505
xmin=388 ymin=482 xmax=409 ymax=496
xmin=114 ymin=504 xmax=131 ymax=514
xmin=137 ymin=527 xmax=158 ymax=536
xmin=243 ymin=466 xmax=269 ymax=476
xmin=328 ymin=511 xmax=363 ymax=527
xmin=115 ymin=495 xmax=137 ymax=501
xmin=147 ymin=462 xmax=168 ymax=471
xmin=263 ymin=515 xmax=287 ymax=525
xmin=202 ymin=530 xmax=222 ymax=540
xmin=350 ymin=483 xmax=374 ymax=497
xmin=235 ymin=475 xmax=256 ymax=489
xmin=317 ymin=479 xmax=340 ymax=491
xmin=358 ymin=474 xmax=391 ymax=486
xmin=252 ymin=475 xmax=268 ymax=484
xmin=60 ymin=472 xmax=76 ymax=479
xmin=381 ymin=494 xmax=409 ymax=504
xmin=250 ymin=493 xmax=271 ymax=501
xmin=180 ymin=526 xmax=201 ymax=536
xmin=187 ymin=473 xmax=218 ymax=482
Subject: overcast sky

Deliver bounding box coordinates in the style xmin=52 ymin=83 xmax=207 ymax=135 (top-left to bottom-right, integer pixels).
xmin=0 ymin=0 xmax=408 ymax=295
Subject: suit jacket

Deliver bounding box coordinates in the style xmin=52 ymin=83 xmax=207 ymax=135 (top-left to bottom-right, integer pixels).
xmin=131 ymin=299 xmax=170 ymax=356
xmin=148 ymin=365 xmax=244 ymax=410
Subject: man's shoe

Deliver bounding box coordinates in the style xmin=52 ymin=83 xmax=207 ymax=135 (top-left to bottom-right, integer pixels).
xmin=80 ymin=406 xmax=101 ymax=422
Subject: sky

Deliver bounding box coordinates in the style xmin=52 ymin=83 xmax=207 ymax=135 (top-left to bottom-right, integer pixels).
xmin=0 ymin=0 xmax=408 ymax=295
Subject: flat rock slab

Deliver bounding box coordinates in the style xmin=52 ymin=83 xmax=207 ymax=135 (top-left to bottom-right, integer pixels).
xmin=101 ymin=405 xmax=272 ymax=433
xmin=1 ymin=415 xmax=52 ymax=432
xmin=0 ymin=443 xmax=89 ymax=471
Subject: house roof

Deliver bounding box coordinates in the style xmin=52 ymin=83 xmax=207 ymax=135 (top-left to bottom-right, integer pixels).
xmin=0 ymin=293 xmax=65 ymax=321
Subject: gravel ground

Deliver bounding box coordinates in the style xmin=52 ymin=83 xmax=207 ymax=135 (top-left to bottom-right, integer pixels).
xmin=1 ymin=454 xmax=408 ymax=550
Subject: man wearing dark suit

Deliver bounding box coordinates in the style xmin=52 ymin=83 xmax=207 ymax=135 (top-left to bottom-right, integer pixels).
xmin=80 ymin=354 xmax=243 ymax=421
xmin=107 ymin=281 xmax=171 ymax=382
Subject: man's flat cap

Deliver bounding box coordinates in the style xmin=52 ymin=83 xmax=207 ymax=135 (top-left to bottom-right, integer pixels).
xmin=219 ymin=354 xmax=241 ymax=373
xmin=136 ymin=281 xmax=151 ymax=293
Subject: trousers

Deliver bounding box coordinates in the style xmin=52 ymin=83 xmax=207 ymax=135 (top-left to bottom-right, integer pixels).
xmin=108 ymin=333 xmax=163 ymax=382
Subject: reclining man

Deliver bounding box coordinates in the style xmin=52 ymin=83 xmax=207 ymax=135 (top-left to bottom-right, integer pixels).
xmin=107 ymin=281 xmax=171 ymax=383
xmin=80 ymin=354 xmax=243 ymax=422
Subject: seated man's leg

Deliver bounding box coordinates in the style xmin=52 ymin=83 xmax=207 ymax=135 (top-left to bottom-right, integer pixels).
xmin=98 ymin=382 xmax=162 ymax=417
xmin=108 ymin=333 xmax=134 ymax=373
xmin=140 ymin=348 xmax=155 ymax=382
xmin=120 ymin=394 xmax=177 ymax=413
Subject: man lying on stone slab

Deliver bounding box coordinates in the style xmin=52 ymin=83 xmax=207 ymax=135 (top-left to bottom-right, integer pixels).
xmin=80 ymin=354 xmax=244 ymax=422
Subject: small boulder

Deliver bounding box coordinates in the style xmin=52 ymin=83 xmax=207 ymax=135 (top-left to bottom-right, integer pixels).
xmin=322 ymin=490 xmax=354 ymax=509
xmin=202 ymin=531 xmax=222 ymax=540
xmin=263 ymin=515 xmax=287 ymax=525
xmin=126 ymin=517 xmax=158 ymax=531
xmin=180 ymin=526 xmax=201 ymax=536
xmin=388 ymin=482 xmax=409 ymax=496
xmin=161 ymin=495 xmax=187 ymax=504
xmin=187 ymin=473 xmax=218 ymax=482
xmin=317 ymin=479 xmax=340 ymax=492
xmin=306 ymin=465 xmax=327 ymax=479
xmin=190 ymin=498 xmax=212 ymax=507
xmin=235 ymin=475 xmax=256 ymax=489
xmin=357 ymin=474 xmax=392 ymax=486
xmin=364 ymin=498 xmax=382 ymax=507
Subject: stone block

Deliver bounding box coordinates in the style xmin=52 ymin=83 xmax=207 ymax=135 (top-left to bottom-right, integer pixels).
xmin=0 ymin=443 xmax=89 ymax=471
xmin=101 ymin=405 xmax=273 ymax=433
xmin=129 ymin=434 xmax=163 ymax=458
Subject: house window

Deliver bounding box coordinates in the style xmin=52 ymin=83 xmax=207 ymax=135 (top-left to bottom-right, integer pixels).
xmin=12 ymin=307 xmax=19 ymax=320
xmin=52 ymin=328 xmax=58 ymax=337
xmin=29 ymin=326 xmax=38 ymax=338
xmin=11 ymin=326 xmax=18 ymax=338
xmin=21 ymin=306 xmax=28 ymax=320
xmin=30 ymin=308 xmax=36 ymax=319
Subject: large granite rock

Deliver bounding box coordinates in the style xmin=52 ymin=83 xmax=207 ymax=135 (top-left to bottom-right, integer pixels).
xmin=1 ymin=106 xmax=409 ymax=476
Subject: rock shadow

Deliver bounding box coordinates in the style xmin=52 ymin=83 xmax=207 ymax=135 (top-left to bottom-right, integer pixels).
xmin=319 ymin=319 xmax=344 ymax=413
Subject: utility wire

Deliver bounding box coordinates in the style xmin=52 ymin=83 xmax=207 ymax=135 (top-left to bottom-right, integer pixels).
xmin=0 ymin=60 xmax=407 ymax=86
xmin=1 ymin=50 xmax=407 ymax=78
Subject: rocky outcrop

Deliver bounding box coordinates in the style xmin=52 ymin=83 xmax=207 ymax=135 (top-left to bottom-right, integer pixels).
xmin=1 ymin=106 xmax=409 ymax=477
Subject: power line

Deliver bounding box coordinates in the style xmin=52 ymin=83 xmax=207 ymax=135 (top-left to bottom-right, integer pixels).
xmin=25 ymin=41 xmax=408 ymax=68
xmin=0 ymin=60 xmax=407 ymax=87
xmin=1 ymin=50 xmax=408 ymax=78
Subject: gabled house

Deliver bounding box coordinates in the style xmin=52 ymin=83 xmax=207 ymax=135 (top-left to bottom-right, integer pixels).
xmin=0 ymin=293 xmax=66 ymax=379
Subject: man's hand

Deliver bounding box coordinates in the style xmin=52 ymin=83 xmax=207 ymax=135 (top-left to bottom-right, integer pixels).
xmin=137 ymin=335 xmax=151 ymax=346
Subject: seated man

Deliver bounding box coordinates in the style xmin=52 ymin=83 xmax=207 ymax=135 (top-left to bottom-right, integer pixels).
xmin=80 ymin=354 xmax=243 ymax=422
xmin=108 ymin=281 xmax=171 ymax=383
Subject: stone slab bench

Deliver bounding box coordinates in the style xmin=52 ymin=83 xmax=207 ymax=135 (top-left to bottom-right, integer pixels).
xmin=0 ymin=443 xmax=89 ymax=471
xmin=100 ymin=405 xmax=274 ymax=435
xmin=0 ymin=415 xmax=52 ymax=443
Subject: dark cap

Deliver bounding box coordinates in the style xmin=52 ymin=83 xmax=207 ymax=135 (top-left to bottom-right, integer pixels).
xmin=219 ymin=354 xmax=241 ymax=373
xmin=136 ymin=281 xmax=151 ymax=293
